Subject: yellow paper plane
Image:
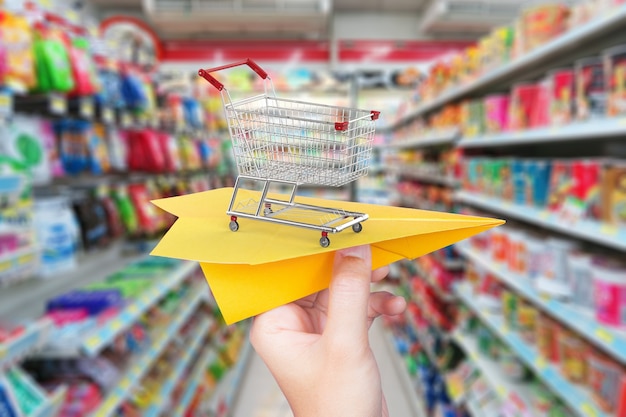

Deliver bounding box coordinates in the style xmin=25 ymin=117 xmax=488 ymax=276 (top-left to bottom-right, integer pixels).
xmin=151 ymin=187 xmax=504 ymax=324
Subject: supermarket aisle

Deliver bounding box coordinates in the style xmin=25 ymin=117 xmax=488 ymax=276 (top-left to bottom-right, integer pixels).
xmin=232 ymin=320 xmax=422 ymax=417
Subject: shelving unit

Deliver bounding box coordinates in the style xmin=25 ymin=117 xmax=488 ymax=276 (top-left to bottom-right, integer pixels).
xmin=0 ymin=243 xmax=144 ymax=321
xmin=414 ymin=263 xmax=456 ymax=302
xmin=457 ymin=117 xmax=626 ymax=149
xmin=387 ymin=128 xmax=460 ymax=149
xmin=173 ymin=348 xmax=217 ymax=417
xmin=456 ymin=243 xmax=626 ymax=363
xmin=207 ymin=335 xmax=254 ymax=416
xmin=0 ymin=320 xmax=52 ymax=370
xmin=1 ymin=368 xmax=67 ymax=417
xmin=91 ymin=288 xmax=207 ymax=417
xmin=455 ymin=283 xmax=607 ymax=417
xmin=381 ymin=328 xmax=428 ymax=417
xmin=388 ymin=166 xmax=459 ymax=187
xmin=452 ymin=330 xmax=538 ymax=417
xmin=389 ymin=4 xmax=626 ymax=127
xmin=143 ymin=317 xmax=212 ymax=417
xmin=454 ymin=191 xmax=626 ymax=251
xmin=80 ymin=261 xmax=197 ymax=357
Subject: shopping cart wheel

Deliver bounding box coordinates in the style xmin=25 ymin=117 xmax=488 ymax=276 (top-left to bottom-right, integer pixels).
xmin=319 ymin=236 xmax=330 ymax=248
xmin=352 ymin=223 xmax=363 ymax=233
xmin=229 ymin=220 xmax=239 ymax=232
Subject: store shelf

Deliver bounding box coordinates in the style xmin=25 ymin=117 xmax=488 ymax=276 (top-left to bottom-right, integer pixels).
xmin=388 ymin=128 xmax=460 ymax=150
xmin=91 ymin=288 xmax=206 ymax=417
xmin=456 ymin=243 xmax=626 ymax=363
xmin=2 ymin=368 xmax=67 ymax=417
xmin=173 ymin=348 xmax=217 ymax=417
xmin=458 ymin=117 xmax=626 ymax=149
xmin=455 ymin=283 xmax=607 ymax=417
xmin=0 ymin=242 xmax=144 ymax=321
xmin=388 ymin=166 xmax=459 ymax=187
xmin=389 ymin=5 xmax=626 ymax=126
xmin=81 ymin=260 xmax=198 ymax=356
xmin=143 ymin=317 xmax=212 ymax=417
xmin=455 ymin=191 xmax=626 ymax=251
xmin=414 ymin=264 xmax=455 ymax=302
xmin=208 ymin=334 xmax=254 ymax=415
xmin=0 ymin=320 xmax=51 ymax=370
xmin=382 ymin=328 xmax=428 ymax=417
xmin=453 ymin=330 xmax=538 ymax=417
xmin=32 ymin=385 xmax=67 ymax=417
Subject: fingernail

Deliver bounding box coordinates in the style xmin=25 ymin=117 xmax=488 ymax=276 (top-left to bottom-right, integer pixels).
xmin=339 ymin=245 xmax=369 ymax=260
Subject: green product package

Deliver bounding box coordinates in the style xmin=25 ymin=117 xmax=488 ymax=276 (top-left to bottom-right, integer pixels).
xmin=33 ymin=37 xmax=74 ymax=93
xmin=87 ymin=279 xmax=152 ymax=298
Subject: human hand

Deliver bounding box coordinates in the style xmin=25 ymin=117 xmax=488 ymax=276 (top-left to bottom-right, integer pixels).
xmin=250 ymin=245 xmax=407 ymax=417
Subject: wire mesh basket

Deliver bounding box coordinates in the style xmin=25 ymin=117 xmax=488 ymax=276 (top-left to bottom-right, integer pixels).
xmin=199 ymin=59 xmax=380 ymax=247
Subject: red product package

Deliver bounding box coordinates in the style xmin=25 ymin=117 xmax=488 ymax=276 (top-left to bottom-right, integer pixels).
xmin=68 ymin=38 xmax=98 ymax=96
xmin=128 ymin=183 xmax=159 ymax=233
xmin=126 ymin=129 xmax=166 ymax=173
xmin=548 ymin=69 xmax=575 ymax=125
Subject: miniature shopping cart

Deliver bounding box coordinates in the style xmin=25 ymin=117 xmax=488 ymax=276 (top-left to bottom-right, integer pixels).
xmin=199 ymin=59 xmax=380 ymax=247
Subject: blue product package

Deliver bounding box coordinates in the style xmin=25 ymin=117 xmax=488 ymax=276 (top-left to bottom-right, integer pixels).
xmin=531 ymin=160 xmax=552 ymax=208
xmin=121 ymin=74 xmax=147 ymax=110
xmin=46 ymin=289 xmax=123 ymax=316
xmin=0 ymin=382 xmax=19 ymax=417
xmin=183 ymin=98 xmax=203 ymax=129
xmin=54 ymin=119 xmax=89 ymax=175
xmin=198 ymin=140 xmax=211 ymax=167
xmin=512 ymin=159 xmax=526 ymax=205
xmin=95 ymin=69 xmax=125 ymax=109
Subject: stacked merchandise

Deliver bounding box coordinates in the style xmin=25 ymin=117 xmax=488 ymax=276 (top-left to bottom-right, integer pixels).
xmin=0 ymin=2 xmax=253 ymax=417
xmin=0 ymin=257 xmax=252 ymax=417
xmin=380 ymin=2 xmax=626 ymax=417
xmin=0 ymin=2 xmax=234 ymax=288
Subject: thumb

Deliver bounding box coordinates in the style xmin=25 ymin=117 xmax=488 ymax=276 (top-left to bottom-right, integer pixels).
xmin=324 ymin=245 xmax=372 ymax=346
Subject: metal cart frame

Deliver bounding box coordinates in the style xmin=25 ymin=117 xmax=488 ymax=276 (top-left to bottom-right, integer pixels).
xmin=199 ymin=59 xmax=380 ymax=247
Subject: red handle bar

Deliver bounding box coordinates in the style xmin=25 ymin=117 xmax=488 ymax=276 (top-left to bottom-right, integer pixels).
xmin=198 ymin=59 xmax=268 ymax=91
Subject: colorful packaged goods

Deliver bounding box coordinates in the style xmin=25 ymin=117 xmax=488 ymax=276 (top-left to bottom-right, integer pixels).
xmin=32 ymin=25 xmax=74 ymax=93
xmin=527 ymin=159 xmax=552 ymax=207
xmin=547 ymin=68 xmax=575 ymax=125
xmin=536 ymin=314 xmax=560 ymax=362
xmin=461 ymin=99 xmax=485 ymax=138
xmin=601 ymin=162 xmax=626 ymax=227
xmin=536 ymin=237 xmax=579 ymax=298
xmin=563 ymin=159 xmax=602 ymax=222
xmin=508 ymin=83 xmax=543 ymax=130
xmin=587 ymin=350 xmax=626 ymax=412
xmin=484 ymin=94 xmax=509 ymax=133
xmin=517 ymin=301 xmax=538 ymax=344
xmin=557 ymin=330 xmax=587 ymax=383
xmin=0 ymin=11 xmax=36 ymax=92
xmin=592 ymin=258 xmax=626 ymax=328
xmin=520 ymin=4 xmax=570 ymax=53
xmin=604 ymin=44 xmax=626 ymax=116
xmin=67 ymin=36 xmax=99 ymax=96
xmin=575 ymin=57 xmax=606 ymax=119
xmin=567 ymin=251 xmax=595 ymax=314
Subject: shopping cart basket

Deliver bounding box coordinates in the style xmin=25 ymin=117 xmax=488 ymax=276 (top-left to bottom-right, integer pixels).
xmin=198 ymin=59 xmax=380 ymax=247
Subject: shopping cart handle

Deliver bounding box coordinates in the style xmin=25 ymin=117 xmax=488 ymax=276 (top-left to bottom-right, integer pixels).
xmin=198 ymin=59 xmax=268 ymax=91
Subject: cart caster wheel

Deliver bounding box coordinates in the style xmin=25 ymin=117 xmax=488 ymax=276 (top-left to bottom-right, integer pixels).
xmin=264 ymin=207 xmax=273 ymax=216
xmin=320 ymin=236 xmax=330 ymax=248
xmin=352 ymin=223 xmax=363 ymax=233
xmin=229 ymin=220 xmax=239 ymax=232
